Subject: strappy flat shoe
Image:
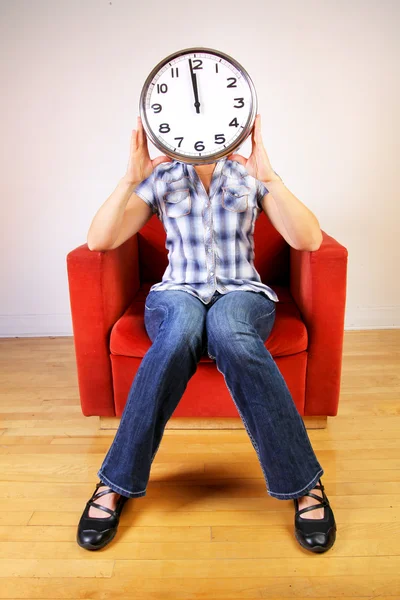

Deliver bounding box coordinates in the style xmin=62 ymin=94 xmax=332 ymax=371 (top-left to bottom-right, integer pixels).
xmin=77 ymin=481 xmax=129 ymax=551
xmin=293 ymin=478 xmax=336 ymax=553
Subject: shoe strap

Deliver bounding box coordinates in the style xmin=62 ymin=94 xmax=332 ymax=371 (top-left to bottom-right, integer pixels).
xmin=304 ymin=490 xmax=327 ymax=503
xmin=296 ymin=497 xmax=329 ymax=517
xmin=87 ymin=501 xmax=116 ymax=518
xmin=295 ymin=480 xmax=330 ymax=516
xmin=91 ymin=481 xmax=120 ymax=500
xmin=92 ymin=488 xmax=118 ymax=502
xmin=86 ymin=482 xmax=121 ymax=518
xmin=304 ymin=481 xmax=327 ymax=501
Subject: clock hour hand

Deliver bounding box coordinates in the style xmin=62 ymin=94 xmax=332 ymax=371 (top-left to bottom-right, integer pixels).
xmin=189 ymin=59 xmax=200 ymax=114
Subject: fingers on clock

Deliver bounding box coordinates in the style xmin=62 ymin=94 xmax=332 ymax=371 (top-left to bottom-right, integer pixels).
xmin=131 ymin=128 xmax=138 ymax=152
xmin=253 ymin=115 xmax=262 ymax=145
xmin=137 ymin=116 xmax=144 ymax=146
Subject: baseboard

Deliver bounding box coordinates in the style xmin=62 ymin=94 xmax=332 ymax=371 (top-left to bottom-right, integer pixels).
xmin=1 ymin=304 xmax=400 ymax=336
xmin=0 ymin=313 xmax=73 ymax=337
xmin=99 ymin=415 xmax=327 ymax=430
xmin=344 ymin=305 xmax=400 ymax=329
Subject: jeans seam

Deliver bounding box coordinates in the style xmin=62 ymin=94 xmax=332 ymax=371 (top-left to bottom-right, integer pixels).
xmin=209 ymin=333 xmax=322 ymax=499
xmin=295 ymin=409 xmax=324 ymax=460
xmin=145 ymin=305 xmax=167 ymax=311
xmin=97 ymin=469 xmax=147 ymax=497
xmin=150 ymin=438 xmax=163 ymax=464
xmin=99 ymin=299 xmax=171 ymax=497
xmin=253 ymin=307 xmax=275 ymax=322
xmin=213 ymin=359 xmax=272 ymax=493
xmin=268 ymin=468 xmax=324 ymax=498
xmin=97 ymin=428 xmax=161 ymax=498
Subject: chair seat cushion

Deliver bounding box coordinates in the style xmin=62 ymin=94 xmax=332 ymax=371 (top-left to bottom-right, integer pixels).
xmin=110 ymin=284 xmax=307 ymax=360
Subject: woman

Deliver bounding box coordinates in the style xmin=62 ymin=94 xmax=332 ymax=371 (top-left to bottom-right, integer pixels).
xmin=77 ymin=115 xmax=336 ymax=553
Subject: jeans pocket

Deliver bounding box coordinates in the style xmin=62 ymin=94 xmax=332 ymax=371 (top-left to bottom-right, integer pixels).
xmin=144 ymin=300 xmax=167 ymax=342
xmin=144 ymin=290 xmax=156 ymax=310
xmin=253 ymin=305 xmax=276 ymax=342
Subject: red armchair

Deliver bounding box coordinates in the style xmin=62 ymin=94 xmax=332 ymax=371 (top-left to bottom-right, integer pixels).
xmin=66 ymin=211 xmax=348 ymax=427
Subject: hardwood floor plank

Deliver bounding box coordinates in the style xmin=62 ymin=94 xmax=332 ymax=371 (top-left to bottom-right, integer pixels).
xmin=0 ymin=331 xmax=398 ymax=599
xmin=0 ymin=575 xmax=397 ymax=598
xmin=0 ymin=529 xmax=399 ymax=558
xmin=26 ymin=507 xmax=399 ymax=527
xmin=0 ymin=559 xmax=114 ymax=578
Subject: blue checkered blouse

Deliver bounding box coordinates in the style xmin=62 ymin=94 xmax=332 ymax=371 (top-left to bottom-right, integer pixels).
xmin=134 ymin=156 xmax=279 ymax=305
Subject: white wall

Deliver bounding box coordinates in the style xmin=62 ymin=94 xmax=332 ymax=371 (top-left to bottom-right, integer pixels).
xmin=0 ymin=0 xmax=398 ymax=336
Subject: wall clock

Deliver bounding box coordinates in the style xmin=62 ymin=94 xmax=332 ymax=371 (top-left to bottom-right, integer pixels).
xmin=139 ymin=46 xmax=258 ymax=165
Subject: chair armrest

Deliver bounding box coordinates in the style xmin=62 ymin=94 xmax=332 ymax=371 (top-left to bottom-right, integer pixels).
xmin=290 ymin=230 xmax=348 ymax=416
xmin=66 ymin=235 xmax=140 ymax=416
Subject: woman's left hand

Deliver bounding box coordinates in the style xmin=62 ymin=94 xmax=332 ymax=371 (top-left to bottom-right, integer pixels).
xmin=227 ymin=114 xmax=279 ymax=183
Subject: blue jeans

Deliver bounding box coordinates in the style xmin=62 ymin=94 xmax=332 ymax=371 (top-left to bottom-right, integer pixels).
xmin=97 ymin=289 xmax=324 ymax=500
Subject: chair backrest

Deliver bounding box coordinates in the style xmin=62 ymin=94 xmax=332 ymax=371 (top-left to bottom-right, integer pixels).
xmin=138 ymin=212 xmax=290 ymax=286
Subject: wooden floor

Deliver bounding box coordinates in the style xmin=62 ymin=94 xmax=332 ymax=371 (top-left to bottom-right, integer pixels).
xmin=0 ymin=329 xmax=399 ymax=599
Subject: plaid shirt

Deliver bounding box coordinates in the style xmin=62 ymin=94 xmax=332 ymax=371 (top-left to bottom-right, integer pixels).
xmin=134 ymin=156 xmax=279 ymax=305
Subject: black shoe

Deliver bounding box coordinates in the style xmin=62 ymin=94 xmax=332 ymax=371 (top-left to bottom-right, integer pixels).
xmin=77 ymin=481 xmax=129 ymax=551
xmin=293 ymin=478 xmax=336 ymax=553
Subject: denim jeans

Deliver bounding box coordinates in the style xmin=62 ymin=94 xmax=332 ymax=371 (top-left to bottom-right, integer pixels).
xmin=97 ymin=289 xmax=324 ymax=500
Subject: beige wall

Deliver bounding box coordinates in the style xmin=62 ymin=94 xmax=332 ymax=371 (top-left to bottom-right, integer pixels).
xmin=0 ymin=0 xmax=398 ymax=335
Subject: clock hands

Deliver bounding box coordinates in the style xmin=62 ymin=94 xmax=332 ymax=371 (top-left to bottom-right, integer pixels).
xmin=189 ymin=59 xmax=201 ymax=114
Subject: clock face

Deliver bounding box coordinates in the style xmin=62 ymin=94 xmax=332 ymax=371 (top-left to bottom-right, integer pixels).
xmin=139 ymin=47 xmax=257 ymax=164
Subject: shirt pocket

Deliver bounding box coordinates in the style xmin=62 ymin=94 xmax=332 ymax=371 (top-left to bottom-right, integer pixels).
xmin=163 ymin=177 xmax=192 ymax=218
xmin=221 ymin=182 xmax=251 ymax=213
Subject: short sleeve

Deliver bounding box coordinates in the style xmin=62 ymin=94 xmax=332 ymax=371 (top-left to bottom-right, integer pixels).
xmin=133 ymin=169 xmax=159 ymax=217
xmin=256 ymin=180 xmax=269 ymax=209
xmin=256 ymin=171 xmax=283 ymax=208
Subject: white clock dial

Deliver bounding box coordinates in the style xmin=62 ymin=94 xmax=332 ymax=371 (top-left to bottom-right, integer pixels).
xmin=140 ymin=48 xmax=257 ymax=164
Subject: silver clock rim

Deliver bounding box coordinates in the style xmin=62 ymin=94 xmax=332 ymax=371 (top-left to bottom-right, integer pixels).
xmin=138 ymin=46 xmax=258 ymax=165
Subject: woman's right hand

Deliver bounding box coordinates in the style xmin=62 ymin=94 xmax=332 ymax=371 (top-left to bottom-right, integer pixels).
xmin=123 ymin=116 xmax=173 ymax=185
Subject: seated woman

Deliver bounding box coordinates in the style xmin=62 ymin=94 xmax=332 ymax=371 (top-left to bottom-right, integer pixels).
xmin=77 ymin=115 xmax=336 ymax=554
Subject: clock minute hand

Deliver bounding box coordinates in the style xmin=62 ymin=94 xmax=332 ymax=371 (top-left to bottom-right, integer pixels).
xmin=192 ymin=74 xmax=200 ymax=114
xmin=188 ymin=59 xmax=200 ymax=114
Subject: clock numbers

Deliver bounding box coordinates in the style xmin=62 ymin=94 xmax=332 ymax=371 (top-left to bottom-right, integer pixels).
xmin=157 ymin=83 xmax=168 ymax=94
xmin=143 ymin=51 xmax=254 ymax=159
xmin=233 ymin=97 xmax=245 ymax=108
xmin=192 ymin=59 xmax=203 ymax=70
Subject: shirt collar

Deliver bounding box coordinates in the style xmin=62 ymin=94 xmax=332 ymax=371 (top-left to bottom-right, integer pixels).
xmin=171 ymin=156 xmax=230 ymax=177
xmin=163 ymin=156 xmax=247 ymax=181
